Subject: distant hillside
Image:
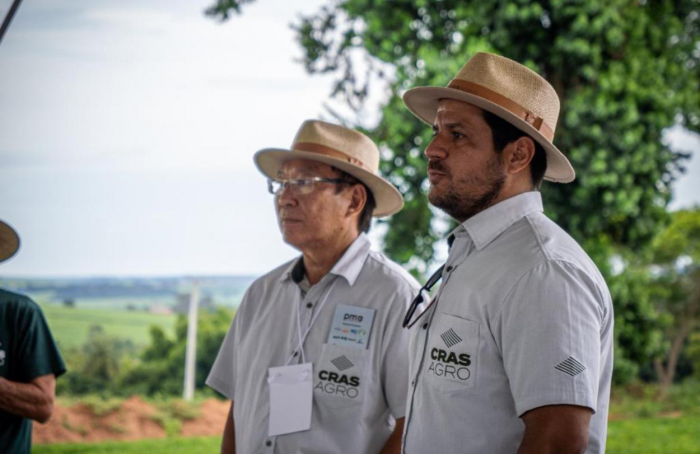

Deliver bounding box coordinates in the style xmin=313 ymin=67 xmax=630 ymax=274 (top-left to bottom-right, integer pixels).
xmin=0 ymin=276 xmax=257 ymax=310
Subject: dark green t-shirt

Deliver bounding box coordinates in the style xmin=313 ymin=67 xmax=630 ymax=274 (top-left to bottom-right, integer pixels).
xmin=0 ymin=289 xmax=66 ymax=454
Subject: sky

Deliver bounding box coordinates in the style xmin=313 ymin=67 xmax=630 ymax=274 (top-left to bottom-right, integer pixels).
xmin=0 ymin=0 xmax=698 ymax=278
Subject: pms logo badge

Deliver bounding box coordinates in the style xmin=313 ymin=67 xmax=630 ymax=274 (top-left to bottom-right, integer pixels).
xmin=427 ymin=328 xmax=472 ymax=382
xmin=344 ymin=313 xmax=363 ymax=323
xmin=316 ymin=355 xmax=361 ymax=399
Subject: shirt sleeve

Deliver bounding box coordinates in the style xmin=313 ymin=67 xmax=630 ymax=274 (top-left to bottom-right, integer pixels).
xmin=379 ymin=280 xmax=418 ymax=419
xmin=495 ymin=260 xmax=606 ymax=417
xmin=16 ymin=299 xmax=66 ymax=382
xmin=205 ymin=290 xmax=247 ymax=401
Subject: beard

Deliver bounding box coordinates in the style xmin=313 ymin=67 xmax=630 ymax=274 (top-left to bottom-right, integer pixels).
xmin=428 ymin=155 xmax=506 ymax=222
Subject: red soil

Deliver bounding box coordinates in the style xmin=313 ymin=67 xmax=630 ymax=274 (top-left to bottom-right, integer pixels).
xmin=33 ymin=397 xmax=229 ymax=444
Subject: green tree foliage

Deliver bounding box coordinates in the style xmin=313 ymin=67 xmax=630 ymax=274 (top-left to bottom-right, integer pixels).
xmin=286 ymin=0 xmax=700 ymax=264
xmin=121 ymin=307 xmax=233 ymax=396
xmin=647 ymin=208 xmax=700 ymax=387
xmin=57 ymin=325 xmax=136 ymax=396
xmin=207 ymin=1 xmax=700 ymax=383
xmin=205 ymin=0 xmax=256 ymax=20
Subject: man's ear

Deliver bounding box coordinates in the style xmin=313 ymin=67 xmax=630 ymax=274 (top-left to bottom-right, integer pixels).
xmin=504 ymin=136 xmax=536 ymax=176
xmin=346 ymin=184 xmax=367 ymax=218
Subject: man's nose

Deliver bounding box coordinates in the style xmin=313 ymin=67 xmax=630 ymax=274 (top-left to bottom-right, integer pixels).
xmin=276 ymin=183 xmax=297 ymax=206
xmin=424 ymin=134 xmax=447 ymax=160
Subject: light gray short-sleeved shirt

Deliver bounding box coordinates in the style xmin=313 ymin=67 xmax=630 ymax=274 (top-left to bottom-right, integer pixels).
xmin=402 ymin=192 xmax=614 ymax=454
xmin=207 ymin=233 xmax=420 ymax=454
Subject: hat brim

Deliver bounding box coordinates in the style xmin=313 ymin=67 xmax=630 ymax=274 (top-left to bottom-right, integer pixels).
xmin=254 ymin=149 xmax=405 ymax=217
xmin=403 ymin=86 xmax=575 ymax=183
xmin=0 ymin=220 xmax=20 ymax=263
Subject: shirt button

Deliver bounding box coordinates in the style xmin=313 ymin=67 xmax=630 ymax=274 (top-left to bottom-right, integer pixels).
xmin=292 ymin=351 xmax=299 ymax=357
xmin=422 ymin=323 xmax=428 ymax=330
xmin=411 ymin=379 xmax=416 ymax=387
xmin=445 ymin=265 xmax=454 ymax=272
xmin=306 ymin=302 xmax=313 ymax=309
xmin=266 ymin=440 xmax=272 ymax=447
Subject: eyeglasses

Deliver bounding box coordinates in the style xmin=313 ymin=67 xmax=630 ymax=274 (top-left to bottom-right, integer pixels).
xmin=403 ymin=264 xmax=445 ymax=329
xmin=267 ymin=177 xmax=350 ymax=196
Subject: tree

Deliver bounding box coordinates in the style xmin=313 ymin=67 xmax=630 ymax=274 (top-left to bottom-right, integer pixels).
xmin=121 ymin=307 xmax=234 ymax=396
xmin=207 ymin=0 xmax=700 ymax=380
xmin=58 ymin=325 xmax=136 ymax=395
xmin=647 ymin=208 xmax=700 ymax=389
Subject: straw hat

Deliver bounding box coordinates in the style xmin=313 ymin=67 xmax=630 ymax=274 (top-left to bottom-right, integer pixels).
xmin=403 ymin=52 xmax=575 ymax=183
xmin=0 ymin=220 xmax=20 ymax=263
xmin=254 ymin=120 xmax=404 ymax=217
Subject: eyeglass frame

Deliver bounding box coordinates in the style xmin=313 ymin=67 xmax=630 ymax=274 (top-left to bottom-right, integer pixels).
xmin=267 ymin=177 xmax=354 ymax=196
xmin=402 ymin=264 xmax=445 ymax=329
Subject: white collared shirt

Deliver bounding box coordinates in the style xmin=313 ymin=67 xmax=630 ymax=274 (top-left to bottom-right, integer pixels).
xmin=402 ymin=192 xmax=614 ymax=454
xmin=207 ymin=233 xmax=420 ymax=454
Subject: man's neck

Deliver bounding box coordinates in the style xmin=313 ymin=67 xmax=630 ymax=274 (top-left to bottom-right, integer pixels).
xmin=301 ymin=231 xmax=359 ymax=286
xmin=456 ymin=184 xmax=536 ymax=224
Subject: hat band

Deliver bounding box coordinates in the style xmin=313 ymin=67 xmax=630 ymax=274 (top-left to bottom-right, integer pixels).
xmin=447 ymin=79 xmax=555 ymax=141
xmin=294 ymin=142 xmax=373 ymax=173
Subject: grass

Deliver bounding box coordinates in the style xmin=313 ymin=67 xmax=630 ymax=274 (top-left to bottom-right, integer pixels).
xmin=41 ymin=304 xmax=177 ymax=349
xmin=33 ymin=437 xmax=221 ymax=454
xmin=609 ymin=379 xmax=700 ymax=418
xmin=33 ymin=417 xmax=700 ymax=454
xmin=607 ymin=416 xmax=700 ymax=454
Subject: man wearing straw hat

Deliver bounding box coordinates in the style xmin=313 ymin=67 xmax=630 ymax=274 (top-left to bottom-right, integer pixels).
xmin=207 ymin=120 xmax=419 ymax=454
xmin=400 ymin=53 xmax=613 ymax=453
xmin=0 ymin=220 xmax=66 ymax=454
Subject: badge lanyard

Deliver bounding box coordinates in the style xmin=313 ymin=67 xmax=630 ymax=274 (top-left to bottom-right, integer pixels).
xmin=267 ymin=276 xmax=341 ymax=437
xmin=286 ymin=276 xmax=340 ymax=365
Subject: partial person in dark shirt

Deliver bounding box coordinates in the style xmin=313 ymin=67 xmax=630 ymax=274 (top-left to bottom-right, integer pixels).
xmin=0 ymin=220 xmax=66 ymax=454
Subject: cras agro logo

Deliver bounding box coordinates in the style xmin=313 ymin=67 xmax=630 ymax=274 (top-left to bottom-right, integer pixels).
xmin=315 ymin=355 xmax=361 ymax=399
xmin=427 ymin=328 xmax=472 ymax=381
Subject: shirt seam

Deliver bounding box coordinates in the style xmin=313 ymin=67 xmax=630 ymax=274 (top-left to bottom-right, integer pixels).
xmin=525 ymin=214 xmax=553 ymax=261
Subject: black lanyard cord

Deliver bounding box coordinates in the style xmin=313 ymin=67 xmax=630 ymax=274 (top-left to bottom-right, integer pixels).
xmin=402 ymin=264 xmax=445 ymax=329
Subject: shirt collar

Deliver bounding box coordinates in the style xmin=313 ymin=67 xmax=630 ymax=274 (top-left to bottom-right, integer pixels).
xmin=460 ymin=191 xmax=544 ymax=251
xmin=280 ymin=233 xmax=371 ymax=287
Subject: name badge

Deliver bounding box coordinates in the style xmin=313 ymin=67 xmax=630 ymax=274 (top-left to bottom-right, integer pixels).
xmin=268 ymin=363 xmax=313 ymax=436
xmin=328 ymin=304 xmax=376 ymax=349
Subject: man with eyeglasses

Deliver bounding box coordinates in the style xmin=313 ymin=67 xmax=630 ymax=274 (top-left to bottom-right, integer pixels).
xmin=400 ymin=53 xmax=613 ymax=454
xmin=206 ymin=120 xmax=420 ymax=454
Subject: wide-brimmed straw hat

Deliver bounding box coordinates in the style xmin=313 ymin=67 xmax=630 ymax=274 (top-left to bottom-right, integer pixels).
xmin=0 ymin=220 xmax=20 ymax=263
xmin=254 ymin=120 xmax=404 ymax=217
xmin=403 ymin=52 xmax=575 ymax=183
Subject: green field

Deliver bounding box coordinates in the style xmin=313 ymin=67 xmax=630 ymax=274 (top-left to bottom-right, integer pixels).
xmin=41 ymin=304 xmax=177 ymax=349
xmin=34 ymin=437 xmax=220 ymax=454
xmin=606 ymin=416 xmax=700 ymax=453
xmin=31 ymin=416 xmax=700 ymax=453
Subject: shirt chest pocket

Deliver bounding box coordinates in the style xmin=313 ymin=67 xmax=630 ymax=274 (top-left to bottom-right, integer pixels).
xmin=314 ymin=344 xmax=368 ymax=408
xmin=424 ymin=313 xmax=480 ymax=393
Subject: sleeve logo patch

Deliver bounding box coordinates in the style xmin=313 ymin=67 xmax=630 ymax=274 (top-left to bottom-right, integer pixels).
xmin=555 ymin=357 xmax=586 ymax=377
xmin=441 ymin=328 xmax=463 ymax=348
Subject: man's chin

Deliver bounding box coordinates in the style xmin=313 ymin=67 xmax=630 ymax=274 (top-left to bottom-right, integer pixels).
xmin=280 ymin=232 xmax=304 ymax=251
xmin=427 ymin=188 xmax=446 ymax=208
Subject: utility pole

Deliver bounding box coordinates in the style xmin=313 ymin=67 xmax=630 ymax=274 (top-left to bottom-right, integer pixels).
xmin=183 ymin=281 xmax=199 ymax=401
